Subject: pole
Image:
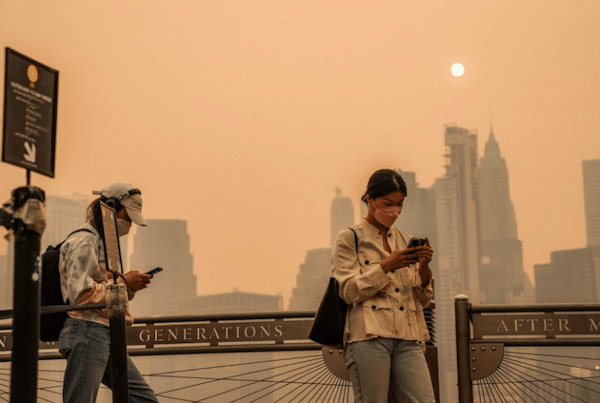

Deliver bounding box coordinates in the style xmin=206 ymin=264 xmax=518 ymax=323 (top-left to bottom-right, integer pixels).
xmin=455 ymin=295 xmax=473 ymax=403
xmin=9 ymin=186 xmax=46 ymax=403
xmin=106 ymin=282 xmax=129 ymax=402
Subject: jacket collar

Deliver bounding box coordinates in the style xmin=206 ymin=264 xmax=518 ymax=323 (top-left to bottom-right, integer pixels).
xmin=360 ymin=217 xmax=393 ymax=238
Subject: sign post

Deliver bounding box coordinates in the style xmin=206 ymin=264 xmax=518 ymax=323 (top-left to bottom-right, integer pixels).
xmin=1 ymin=48 xmax=57 ymax=403
xmin=100 ymin=202 xmax=130 ymax=403
xmin=2 ymin=47 xmax=58 ymax=182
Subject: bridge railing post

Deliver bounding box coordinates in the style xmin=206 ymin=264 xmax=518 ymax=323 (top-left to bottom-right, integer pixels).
xmin=455 ymin=295 xmax=473 ymax=403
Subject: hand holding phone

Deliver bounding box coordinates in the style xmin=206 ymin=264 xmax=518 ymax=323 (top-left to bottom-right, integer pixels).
xmin=408 ymin=238 xmax=426 ymax=248
xmin=145 ymin=267 xmax=163 ymax=276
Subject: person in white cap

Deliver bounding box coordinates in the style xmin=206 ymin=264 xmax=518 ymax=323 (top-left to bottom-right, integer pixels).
xmin=57 ymin=182 xmax=158 ymax=403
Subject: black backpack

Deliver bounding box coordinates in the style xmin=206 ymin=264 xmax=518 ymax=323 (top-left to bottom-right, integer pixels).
xmin=40 ymin=228 xmax=93 ymax=342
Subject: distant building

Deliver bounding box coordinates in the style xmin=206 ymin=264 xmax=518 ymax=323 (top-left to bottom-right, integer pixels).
xmin=432 ymin=125 xmax=481 ymax=403
xmin=180 ymin=289 xmax=282 ymax=314
xmin=289 ymin=188 xmax=355 ymax=311
xmin=395 ymin=170 xmax=438 ymax=276
xmin=535 ymin=247 xmax=598 ymax=303
xmin=534 ymin=160 xmax=600 ymax=304
xmin=478 ymin=128 xmax=532 ymax=304
xmin=330 ymin=187 xmax=355 ymax=247
xmin=42 ymin=193 xmax=88 ymax=251
xmin=583 ymin=159 xmax=600 ymax=247
xmin=128 ymin=219 xmax=196 ymax=317
xmin=287 ymin=248 xmax=332 ymax=311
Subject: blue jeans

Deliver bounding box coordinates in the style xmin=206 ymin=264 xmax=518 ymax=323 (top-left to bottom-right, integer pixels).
xmin=58 ymin=317 xmax=158 ymax=403
xmin=344 ymin=338 xmax=436 ymax=403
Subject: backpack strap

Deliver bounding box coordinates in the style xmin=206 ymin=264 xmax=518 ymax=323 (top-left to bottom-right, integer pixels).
xmin=55 ymin=228 xmax=94 ymax=250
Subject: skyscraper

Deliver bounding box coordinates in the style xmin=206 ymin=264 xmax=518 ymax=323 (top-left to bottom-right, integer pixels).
xmin=128 ymin=219 xmax=196 ymax=316
xmin=535 ymin=247 xmax=597 ymax=303
xmin=395 ymin=170 xmax=438 ymax=275
xmin=288 ymin=188 xmax=355 ymax=310
xmin=287 ymin=247 xmax=331 ymax=310
xmin=583 ymin=159 xmax=600 ymax=247
xmin=534 ymin=159 xmax=600 ymax=303
xmin=1 ymin=193 xmax=90 ymax=312
xmin=432 ymin=125 xmax=481 ymax=403
xmin=478 ymin=128 xmax=531 ymax=303
xmin=42 ymin=193 xmax=88 ymax=251
xmin=330 ymin=187 xmax=355 ymax=247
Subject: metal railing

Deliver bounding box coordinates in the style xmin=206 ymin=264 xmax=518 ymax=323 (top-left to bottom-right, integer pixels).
xmin=1 ymin=305 xmax=438 ymax=402
xmin=455 ymin=295 xmax=600 ymax=403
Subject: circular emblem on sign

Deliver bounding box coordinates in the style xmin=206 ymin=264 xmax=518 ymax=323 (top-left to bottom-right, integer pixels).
xmin=27 ymin=64 xmax=39 ymax=83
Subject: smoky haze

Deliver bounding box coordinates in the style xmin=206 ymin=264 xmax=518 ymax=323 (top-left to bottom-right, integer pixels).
xmin=1 ymin=1 xmax=599 ymax=306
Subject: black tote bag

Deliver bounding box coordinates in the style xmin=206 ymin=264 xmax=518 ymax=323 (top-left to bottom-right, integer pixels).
xmin=309 ymin=277 xmax=347 ymax=347
xmin=308 ymin=228 xmax=357 ymax=347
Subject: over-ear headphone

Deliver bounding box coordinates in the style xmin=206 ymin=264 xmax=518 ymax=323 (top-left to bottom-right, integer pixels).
xmin=103 ymin=188 xmax=141 ymax=211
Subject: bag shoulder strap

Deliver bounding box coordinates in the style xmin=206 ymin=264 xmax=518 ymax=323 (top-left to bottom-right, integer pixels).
xmin=348 ymin=228 xmax=358 ymax=252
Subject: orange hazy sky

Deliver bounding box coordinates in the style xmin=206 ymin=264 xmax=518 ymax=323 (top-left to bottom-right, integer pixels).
xmin=1 ymin=1 xmax=599 ymax=304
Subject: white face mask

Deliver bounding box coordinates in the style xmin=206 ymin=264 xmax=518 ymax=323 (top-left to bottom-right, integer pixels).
xmin=117 ymin=218 xmax=132 ymax=237
xmin=373 ymin=205 xmax=402 ymax=227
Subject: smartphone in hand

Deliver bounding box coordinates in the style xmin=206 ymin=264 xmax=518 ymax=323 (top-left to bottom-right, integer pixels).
xmin=408 ymin=238 xmax=426 ymax=248
xmin=145 ymin=267 xmax=163 ymax=275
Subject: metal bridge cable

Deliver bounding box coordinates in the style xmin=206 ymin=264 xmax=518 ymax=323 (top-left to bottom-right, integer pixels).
xmin=504 ymin=351 xmax=600 ymax=377
xmin=263 ymin=358 xmax=342 ymax=402
xmin=503 ymin=354 xmax=600 ymax=396
xmin=495 ymin=360 xmax=562 ymax=402
xmin=499 ymin=359 xmax=577 ymax=403
xmin=292 ymin=365 xmax=333 ymax=402
xmin=508 ymin=351 xmax=600 ymax=362
xmin=488 ymin=371 xmax=512 ymax=403
xmin=181 ymin=360 xmax=325 ymax=402
xmin=189 ymin=357 xmax=328 ymax=402
xmin=228 ymin=360 xmax=333 ymax=403
xmin=502 ymin=355 xmax=600 ymax=398
xmin=310 ymin=370 xmax=338 ymax=402
xmin=147 ymin=354 xmax=322 ymax=377
xmin=494 ymin=364 xmax=542 ymax=403
xmin=331 ymin=376 xmax=349 ymax=403
xmin=271 ymin=363 xmax=335 ymax=403
xmin=477 ymin=378 xmax=496 ymax=403
xmin=153 ymin=355 xmax=323 ymax=396
xmin=503 ymin=352 xmax=600 ymax=387
xmin=288 ymin=365 xmax=333 ymax=402
xmin=494 ymin=371 xmax=525 ymax=401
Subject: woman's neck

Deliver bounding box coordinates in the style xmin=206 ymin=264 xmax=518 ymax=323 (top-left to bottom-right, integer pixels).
xmin=365 ymin=213 xmax=389 ymax=233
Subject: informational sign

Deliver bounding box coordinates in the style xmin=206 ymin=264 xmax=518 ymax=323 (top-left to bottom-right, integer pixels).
xmin=100 ymin=202 xmax=123 ymax=274
xmin=0 ymin=316 xmax=315 ymax=352
xmin=2 ymin=48 xmax=58 ymax=178
xmin=472 ymin=312 xmax=600 ymax=339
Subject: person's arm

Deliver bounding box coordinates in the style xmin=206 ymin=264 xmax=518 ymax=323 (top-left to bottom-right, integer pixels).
xmin=332 ymin=229 xmax=390 ymax=304
xmin=61 ymin=241 xmax=108 ymax=305
xmin=412 ymin=238 xmax=434 ymax=307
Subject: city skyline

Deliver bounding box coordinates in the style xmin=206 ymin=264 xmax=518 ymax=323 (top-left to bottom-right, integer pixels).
xmin=1 ymin=1 xmax=599 ymax=306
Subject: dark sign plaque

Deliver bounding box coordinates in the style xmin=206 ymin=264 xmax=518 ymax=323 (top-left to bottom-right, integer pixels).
xmin=100 ymin=202 xmax=123 ymax=274
xmin=2 ymin=48 xmax=58 ymax=177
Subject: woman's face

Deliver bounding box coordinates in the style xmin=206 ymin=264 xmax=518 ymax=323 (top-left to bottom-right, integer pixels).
xmin=367 ymin=190 xmax=405 ymax=228
xmin=368 ymin=190 xmax=405 ymax=211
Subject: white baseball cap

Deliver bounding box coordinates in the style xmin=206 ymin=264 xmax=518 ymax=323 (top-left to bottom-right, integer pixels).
xmin=93 ymin=182 xmax=147 ymax=226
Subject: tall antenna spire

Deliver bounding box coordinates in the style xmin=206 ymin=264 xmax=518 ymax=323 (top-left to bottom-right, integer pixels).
xmin=489 ymin=102 xmax=495 ymax=138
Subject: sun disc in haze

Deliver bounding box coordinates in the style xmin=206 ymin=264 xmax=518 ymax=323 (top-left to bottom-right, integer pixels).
xmin=451 ymin=63 xmax=465 ymax=77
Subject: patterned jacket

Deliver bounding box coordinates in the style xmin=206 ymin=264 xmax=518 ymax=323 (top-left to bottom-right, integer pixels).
xmin=59 ymin=223 xmax=135 ymax=327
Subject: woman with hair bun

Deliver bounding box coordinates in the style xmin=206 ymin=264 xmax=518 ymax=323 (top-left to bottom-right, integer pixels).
xmin=332 ymin=169 xmax=436 ymax=403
